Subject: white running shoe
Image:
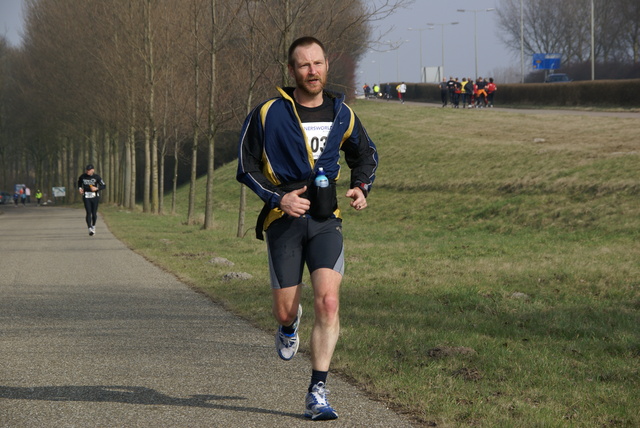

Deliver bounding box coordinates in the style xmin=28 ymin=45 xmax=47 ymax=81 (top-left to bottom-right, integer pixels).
xmin=305 ymin=382 xmax=338 ymax=420
xmin=88 ymin=227 xmax=95 ymax=236
xmin=275 ymin=304 xmax=301 ymax=361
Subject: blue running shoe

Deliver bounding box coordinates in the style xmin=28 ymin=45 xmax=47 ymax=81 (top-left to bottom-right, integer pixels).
xmin=305 ymin=382 xmax=338 ymax=420
xmin=275 ymin=304 xmax=301 ymax=360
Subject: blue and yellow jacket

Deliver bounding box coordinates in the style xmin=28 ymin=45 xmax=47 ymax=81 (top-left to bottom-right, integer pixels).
xmin=237 ymin=87 xmax=378 ymax=235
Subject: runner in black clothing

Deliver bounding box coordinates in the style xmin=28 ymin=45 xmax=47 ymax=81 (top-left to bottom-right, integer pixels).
xmin=446 ymin=76 xmax=456 ymax=106
xmin=439 ymin=78 xmax=448 ymax=107
xmin=77 ymin=164 xmax=106 ymax=236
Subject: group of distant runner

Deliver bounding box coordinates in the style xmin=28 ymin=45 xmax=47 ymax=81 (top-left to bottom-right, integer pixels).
xmin=439 ymin=76 xmax=497 ymax=108
xmin=362 ymin=82 xmax=406 ymax=103
xmin=362 ymin=76 xmax=497 ymax=108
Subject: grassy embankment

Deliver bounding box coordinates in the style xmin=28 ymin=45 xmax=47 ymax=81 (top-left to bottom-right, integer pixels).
xmin=102 ymin=102 xmax=639 ymax=427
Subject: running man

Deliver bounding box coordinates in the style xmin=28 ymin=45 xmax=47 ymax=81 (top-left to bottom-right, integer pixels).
xmin=237 ymin=36 xmax=378 ymax=420
xmin=77 ymin=164 xmax=106 ymax=236
xmin=396 ymin=81 xmax=407 ymax=103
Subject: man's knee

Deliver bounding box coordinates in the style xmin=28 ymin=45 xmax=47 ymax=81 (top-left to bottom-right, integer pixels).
xmin=315 ymin=293 xmax=339 ymax=323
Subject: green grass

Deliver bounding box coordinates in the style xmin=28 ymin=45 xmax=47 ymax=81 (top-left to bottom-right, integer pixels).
xmin=102 ymin=102 xmax=640 ymax=427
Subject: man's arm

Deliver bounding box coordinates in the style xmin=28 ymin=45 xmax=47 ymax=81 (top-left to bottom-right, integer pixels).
xmin=96 ymin=176 xmax=106 ymax=191
xmin=342 ymin=114 xmax=378 ymax=199
xmin=236 ymin=106 xmax=287 ymax=210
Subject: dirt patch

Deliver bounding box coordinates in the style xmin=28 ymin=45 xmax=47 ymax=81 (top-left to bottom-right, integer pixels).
xmin=427 ymin=346 xmax=477 ymax=358
xmin=174 ymin=251 xmax=216 ymax=259
xmin=452 ymin=367 xmax=483 ymax=382
xmin=221 ymin=272 xmax=253 ymax=281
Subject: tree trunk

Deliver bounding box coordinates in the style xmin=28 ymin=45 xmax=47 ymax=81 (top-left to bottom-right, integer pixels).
xmin=187 ymin=0 xmax=201 ymax=226
xmin=204 ymin=0 xmax=217 ymax=230
xmin=142 ymin=0 xmax=153 ymax=213
xmin=172 ymin=134 xmax=179 ymax=216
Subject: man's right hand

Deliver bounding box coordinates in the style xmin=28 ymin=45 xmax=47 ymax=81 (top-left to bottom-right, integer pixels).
xmin=279 ymin=186 xmax=310 ymax=217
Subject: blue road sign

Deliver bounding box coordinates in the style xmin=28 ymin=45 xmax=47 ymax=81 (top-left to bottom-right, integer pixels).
xmin=532 ymin=53 xmax=562 ymax=70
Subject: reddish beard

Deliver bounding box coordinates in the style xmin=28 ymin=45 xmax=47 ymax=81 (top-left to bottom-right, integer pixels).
xmin=296 ymin=75 xmax=325 ymax=97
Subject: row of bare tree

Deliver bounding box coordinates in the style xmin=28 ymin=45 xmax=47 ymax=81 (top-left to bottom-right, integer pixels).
xmin=497 ymin=0 xmax=640 ymax=65
xmin=0 ymin=0 xmax=406 ymax=231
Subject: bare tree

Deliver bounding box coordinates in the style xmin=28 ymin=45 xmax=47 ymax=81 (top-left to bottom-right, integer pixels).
xmin=620 ymin=0 xmax=640 ymax=62
xmin=186 ymin=0 xmax=205 ymax=225
xmin=203 ymin=0 xmax=220 ymax=230
xmin=5 ymin=0 xmax=409 ymax=218
xmin=497 ymin=0 xmax=640 ymax=68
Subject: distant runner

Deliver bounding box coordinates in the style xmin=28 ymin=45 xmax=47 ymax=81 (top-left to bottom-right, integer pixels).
xmin=77 ymin=164 xmax=106 ymax=236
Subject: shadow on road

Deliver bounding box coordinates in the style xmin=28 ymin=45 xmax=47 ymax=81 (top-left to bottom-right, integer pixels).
xmin=0 ymin=385 xmax=303 ymax=419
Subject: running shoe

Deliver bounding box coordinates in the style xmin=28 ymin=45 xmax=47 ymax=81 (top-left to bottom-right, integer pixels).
xmin=275 ymin=304 xmax=301 ymax=361
xmin=89 ymin=227 xmax=95 ymax=236
xmin=304 ymin=382 xmax=338 ymax=420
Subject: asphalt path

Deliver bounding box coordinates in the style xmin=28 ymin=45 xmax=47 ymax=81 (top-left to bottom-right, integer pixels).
xmin=0 ymin=205 xmax=415 ymax=427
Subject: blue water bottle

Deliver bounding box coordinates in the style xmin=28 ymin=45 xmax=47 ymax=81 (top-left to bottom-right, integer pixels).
xmin=314 ymin=168 xmax=329 ymax=188
xmin=310 ymin=167 xmax=334 ymax=218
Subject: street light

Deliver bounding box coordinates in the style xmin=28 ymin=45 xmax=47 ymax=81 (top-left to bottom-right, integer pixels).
xmin=457 ymin=8 xmax=495 ymax=78
xmin=408 ymin=27 xmax=430 ymax=82
xmin=590 ymin=0 xmax=595 ymax=80
xmin=520 ymin=0 xmax=524 ymax=83
xmin=426 ymin=22 xmax=459 ymax=80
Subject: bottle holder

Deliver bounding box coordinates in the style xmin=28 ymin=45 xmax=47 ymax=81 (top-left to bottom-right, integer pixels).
xmin=308 ymin=181 xmax=337 ymax=219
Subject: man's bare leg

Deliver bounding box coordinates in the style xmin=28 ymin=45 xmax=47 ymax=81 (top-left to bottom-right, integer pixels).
xmin=309 ymin=268 xmax=341 ymax=371
xmin=272 ymin=284 xmax=302 ymax=326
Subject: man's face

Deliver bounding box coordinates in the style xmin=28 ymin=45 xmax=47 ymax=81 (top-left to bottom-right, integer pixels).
xmin=288 ymin=43 xmax=328 ymax=97
xmin=87 ymin=169 xmax=94 ymax=176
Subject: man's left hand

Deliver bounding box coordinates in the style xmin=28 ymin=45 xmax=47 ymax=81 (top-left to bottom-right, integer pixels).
xmin=346 ymin=187 xmax=367 ymax=211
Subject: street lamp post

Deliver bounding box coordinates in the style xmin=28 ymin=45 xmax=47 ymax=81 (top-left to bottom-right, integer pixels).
xmin=426 ymin=22 xmax=459 ymax=80
xmin=520 ymin=0 xmax=524 ymax=83
xmin=457 ymin=8 xmax=494 ymax=79
xmin=408 ymin=27 xmax=430 ymax=82
xmin=590 ymin=0 xmax=595 ymax=80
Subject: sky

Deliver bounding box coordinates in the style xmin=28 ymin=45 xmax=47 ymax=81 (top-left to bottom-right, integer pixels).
xmin=0 ymin=0 xmax=23 ymax=47
xmin=0 ymin=0 xmax=520 ymax=83
xmin=357 ymin=0 xmax=520 ymax=85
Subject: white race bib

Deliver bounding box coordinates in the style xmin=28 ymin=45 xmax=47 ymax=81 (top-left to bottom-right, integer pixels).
xmin=302 ymin=122 xmax=332 ymax=160
xmin=84 ymin=192 xmax=96 ymax=199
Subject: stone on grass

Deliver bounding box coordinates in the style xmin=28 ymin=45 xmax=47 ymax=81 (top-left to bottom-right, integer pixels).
xmin=210 ymin=257 xmax=234 ymax=266
xmin=510 ymin=292 xmax=531 ymax=300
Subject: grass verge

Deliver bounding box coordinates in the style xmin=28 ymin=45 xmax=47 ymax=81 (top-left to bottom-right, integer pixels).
xmin=102 ymin=102 xmax=639 ymax=427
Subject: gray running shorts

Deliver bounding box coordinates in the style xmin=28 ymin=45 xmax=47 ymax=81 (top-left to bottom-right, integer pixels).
xmin=265 ymin=216 xmax=344 ymax=289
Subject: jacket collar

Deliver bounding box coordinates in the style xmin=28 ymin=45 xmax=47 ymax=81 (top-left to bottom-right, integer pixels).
xmin=277 ymin=87 xmax=342 ymax=104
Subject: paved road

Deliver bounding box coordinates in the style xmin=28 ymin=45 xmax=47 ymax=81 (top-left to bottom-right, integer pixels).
xmin=0 ymin=206 xmax=415 ymax=427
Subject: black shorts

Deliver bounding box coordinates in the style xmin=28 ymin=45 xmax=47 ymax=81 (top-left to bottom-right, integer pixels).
xmin=265 ymin=216 xmax=344 ymax=289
